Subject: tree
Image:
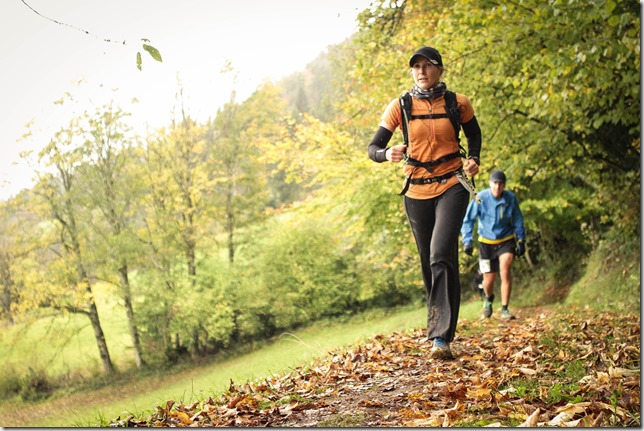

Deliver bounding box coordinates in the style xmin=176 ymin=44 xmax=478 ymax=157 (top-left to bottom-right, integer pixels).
xmin=137 ymin=90 xmax=216 ymax=358
xmin=209 ymin=83 xmax=287 ymax=263
xmin=76 ymin=100 xmax=147 ymax=368
xmin=0 ymin=196 xmax=42 ymax=325
xmin=31 ymin=119 xmax=115 ymax=375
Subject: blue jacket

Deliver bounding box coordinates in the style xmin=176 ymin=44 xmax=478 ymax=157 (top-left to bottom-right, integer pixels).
xmin=461 ymin=188 xmax=525 ymax=246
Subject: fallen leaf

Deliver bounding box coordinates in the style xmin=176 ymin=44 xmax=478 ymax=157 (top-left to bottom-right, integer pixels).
xmin=518 ymin=407 xmax=540 ymax=427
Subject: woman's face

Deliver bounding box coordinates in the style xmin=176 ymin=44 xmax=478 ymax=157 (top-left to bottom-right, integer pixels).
xmin=411 ymin=57 xmax=443 ymax=90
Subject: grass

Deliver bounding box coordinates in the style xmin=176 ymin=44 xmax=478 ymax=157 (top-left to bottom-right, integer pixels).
xmin=564 ymin=237 xmax=640 ymax=315
xmin=0 ymin=300 xmax=483 ymax=427
xmin=0 ymin=283 xmax=138 ymax=381
xmin=317 ymin=412 xmax=370 ymax=427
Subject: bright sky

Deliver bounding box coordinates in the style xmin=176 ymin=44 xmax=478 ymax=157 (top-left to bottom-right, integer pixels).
xmin=0 ymin=0 xmax=372 ymax=201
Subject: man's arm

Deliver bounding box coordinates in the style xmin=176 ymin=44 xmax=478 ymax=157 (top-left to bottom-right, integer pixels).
xmin=460 ymin=199 xmax=479 ymax=245
xmin=512 ymin=195 xmax=526 ymax=241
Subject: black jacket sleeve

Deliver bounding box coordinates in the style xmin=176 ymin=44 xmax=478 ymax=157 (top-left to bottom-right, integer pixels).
xmin=367 ymin=126 xmax=394 ymax=163
xmin=462 ymin=115 xmax=481 ymax=160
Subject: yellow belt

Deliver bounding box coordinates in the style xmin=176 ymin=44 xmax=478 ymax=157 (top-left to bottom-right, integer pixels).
xmin=479 ymin=234 xmax=515 ymax=245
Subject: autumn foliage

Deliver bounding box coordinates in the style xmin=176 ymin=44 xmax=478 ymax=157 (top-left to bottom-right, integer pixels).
xmin=111 ymin=308 xmax=640 ymax=427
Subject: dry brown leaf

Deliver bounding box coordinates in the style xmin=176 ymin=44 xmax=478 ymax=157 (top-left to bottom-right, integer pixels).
xmin=591 ymin=411 xmax=605 ymax=427
xmin=518 ymin=367 xmax=538 ymax=375
xmin=547 ymin=411 xmax=575 ymax=426
xmin=518 ymin=407 xmax=541 ymax=427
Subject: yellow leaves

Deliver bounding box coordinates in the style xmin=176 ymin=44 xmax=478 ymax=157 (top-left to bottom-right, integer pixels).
xmin=467 ymin=386 xmax=492 ymax=399
xmin=168 ymin=410 xmax=192 ymax=425
xmin=142 ymin=400 xmax=196 ymax=426
xmin=460 ymin=353 xmax=484 ymax=361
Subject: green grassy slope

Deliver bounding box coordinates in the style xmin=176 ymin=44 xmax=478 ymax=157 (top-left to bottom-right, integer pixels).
xmin=1 ymin=302 xmax=487 ymax=426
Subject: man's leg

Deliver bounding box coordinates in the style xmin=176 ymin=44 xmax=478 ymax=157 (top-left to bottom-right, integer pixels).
xmin=480 ymin=271 xmax=496 ymax=318
xmin=482 ymin=272 xmax=496 ymax=299
xmin=498 ymin=251 xmax=516 ymax=320
xmin=498 ymin=251 xmax=514 ymax=307
xmin=479 ymin=245 xmax=499 ymax=319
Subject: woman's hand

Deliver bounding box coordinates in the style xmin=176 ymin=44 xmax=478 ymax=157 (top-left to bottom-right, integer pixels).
xmin=386 ymin=144 xmax=408 ymax=162
xmin=463 ymin=158 xmax=479 ymax=177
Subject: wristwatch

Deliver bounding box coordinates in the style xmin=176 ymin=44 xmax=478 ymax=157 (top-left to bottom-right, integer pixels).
xmin=468 ymin=156 xmax=480 ymax=165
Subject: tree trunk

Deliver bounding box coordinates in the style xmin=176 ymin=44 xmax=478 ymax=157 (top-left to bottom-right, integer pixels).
xmin=68 ymin=208 xmax=115 ymax=375
xmin=186 ymin=246 xmax=196 ymax=287
xmin=118 ymin=264 xmax=146 ymax=368
xmin=85 ymin=280 xmax=115 ymax=375
xmin=0 ymin=255 xmax=15 ymax=325
xmin=226 ymin=187 xmax=235 ymax=263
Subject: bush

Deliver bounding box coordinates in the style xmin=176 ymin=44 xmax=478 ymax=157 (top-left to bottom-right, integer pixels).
xmin=234 ymin=219 xmax=360 ymax=334
xmin=19 ymin=367 xmax=54 ymax=401
xmin=0 ymin=364 xmax=22 ymax=399
xmin=0 ymin=365 xmax=55 ymax=401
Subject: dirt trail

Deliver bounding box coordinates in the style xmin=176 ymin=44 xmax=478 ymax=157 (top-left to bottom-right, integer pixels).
xmin=111 ymin=307 xmax=641 ymax=427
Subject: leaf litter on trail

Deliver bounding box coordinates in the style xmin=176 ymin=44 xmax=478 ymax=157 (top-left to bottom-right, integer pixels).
xmin=110 ymin=308 xmax=640 ymax=427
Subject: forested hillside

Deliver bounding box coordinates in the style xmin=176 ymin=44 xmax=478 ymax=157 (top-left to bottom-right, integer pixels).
xmin=0 ymin=0 xmax=639 ymax=405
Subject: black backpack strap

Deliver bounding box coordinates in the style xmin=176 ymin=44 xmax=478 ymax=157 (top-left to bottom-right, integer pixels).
xmin=398 ymin=93 xmax=413 ymax=196
xmin=444 ymin=90 xmax=461 ymax=143
xmin=409 ymin=170 xmax=458 ymax=185
xmin=444 ymin=90 xmax=467 ymax=158
xmin=408 ymin=113 xmax=450 ymax=120
xmin=401 ymin=90 xmax=460 ymax=145
xmin=405 ymin=151 xmax=463 ymax=173
xmin=399 ymin=92 xmax=412 ymax=146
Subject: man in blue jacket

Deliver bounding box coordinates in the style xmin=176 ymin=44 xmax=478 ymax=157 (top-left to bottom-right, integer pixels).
xmin=461 ymin=170 xmax=526 ymax=320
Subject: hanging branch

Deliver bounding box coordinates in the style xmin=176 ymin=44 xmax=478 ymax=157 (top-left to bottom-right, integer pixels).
xmin=20 ymin=0 xmax=126 ymax=45
xmin=20 ymin=0 xmax=163 ymax=70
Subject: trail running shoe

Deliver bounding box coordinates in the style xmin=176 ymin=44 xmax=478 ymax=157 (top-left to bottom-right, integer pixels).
xmin=430 ymin=337 xmax=454 ymax=359
xmin=500 ymin=309 xmax=516 ymax=321
xmin=482 ymin=300 xmax=493 ymax=319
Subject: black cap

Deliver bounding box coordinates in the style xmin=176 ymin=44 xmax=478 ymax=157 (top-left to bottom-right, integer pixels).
xmin=409 ymin=46 xmax=443 ymax=67
xmin=490 ymin=170 xmax=506 ymax=183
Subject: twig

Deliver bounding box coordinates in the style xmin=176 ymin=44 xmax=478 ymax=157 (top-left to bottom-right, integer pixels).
xmin=20 ymin=0 xmax=126 ymax=45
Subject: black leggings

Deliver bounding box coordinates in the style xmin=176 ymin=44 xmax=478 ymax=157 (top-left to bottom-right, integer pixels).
xmin=404 ymin=184 xmax=470 ymax=342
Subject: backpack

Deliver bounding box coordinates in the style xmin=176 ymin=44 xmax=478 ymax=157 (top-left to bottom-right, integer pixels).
xmin=398 ymin=90 xmax=466 ymax=195
xmin=400 ymin=90 xmax=463 ymax=147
